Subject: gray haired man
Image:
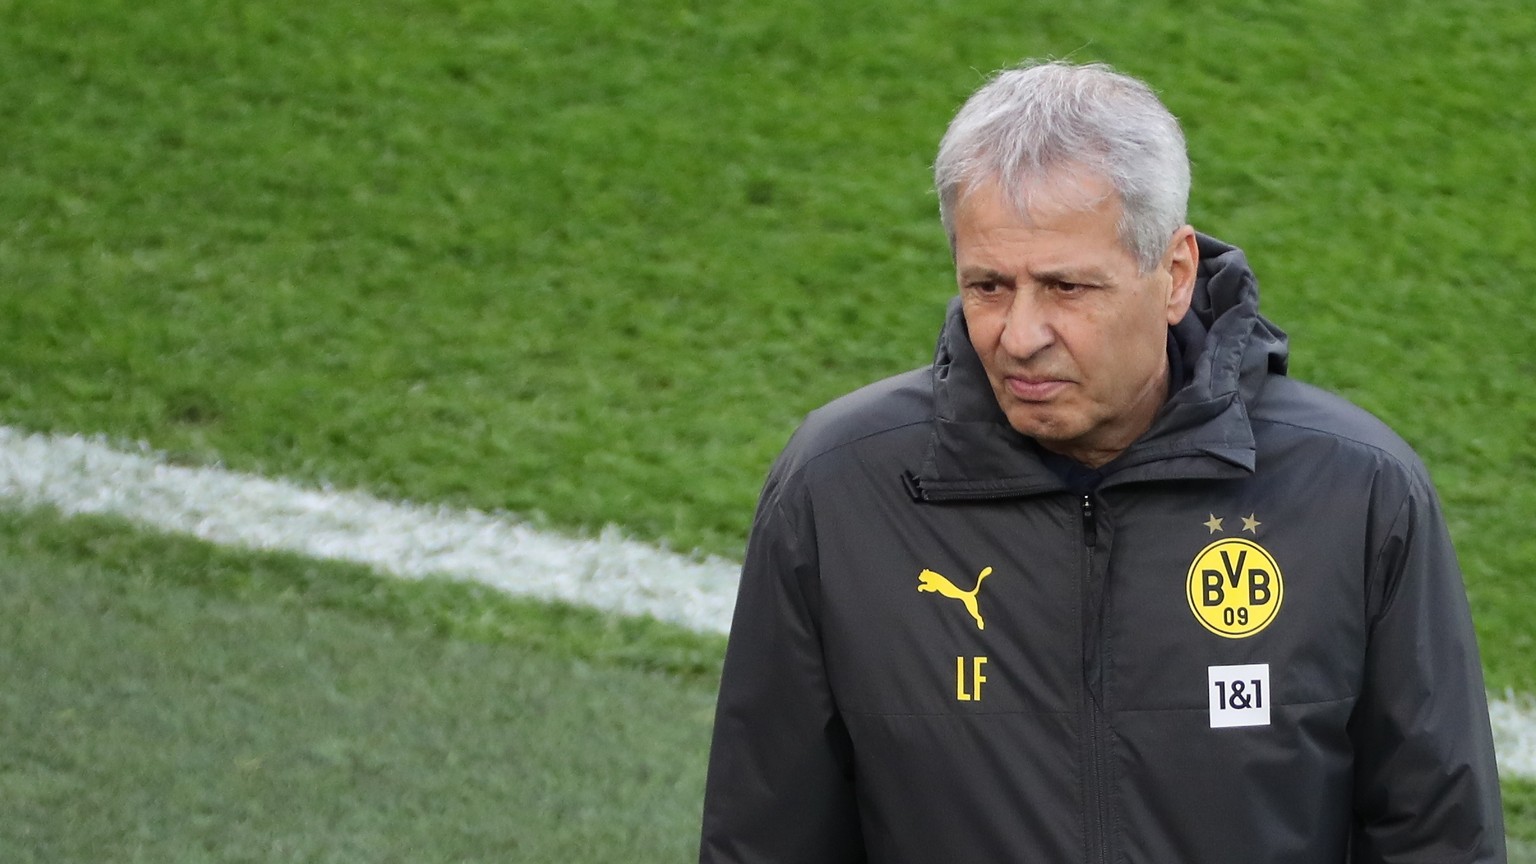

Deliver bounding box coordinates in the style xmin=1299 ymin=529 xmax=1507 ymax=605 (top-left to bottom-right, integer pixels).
xmin=700 ymin=61 xmax=1504 ymax=863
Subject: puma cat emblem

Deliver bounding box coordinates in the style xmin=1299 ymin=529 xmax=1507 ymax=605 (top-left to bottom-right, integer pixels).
xmin=917 ymin=567 xmax=992 ymax=630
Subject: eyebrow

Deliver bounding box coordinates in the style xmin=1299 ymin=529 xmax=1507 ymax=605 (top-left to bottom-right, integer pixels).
xmin=958 ymin=267 xmax=1014 ymax=285
xmin=959 ymin=265 xmax=1112 ymax=285
xmin=1031 ymin=265 xmax=1112 ymax=285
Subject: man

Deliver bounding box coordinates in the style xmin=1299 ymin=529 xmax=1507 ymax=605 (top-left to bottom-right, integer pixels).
xmin=700 ymin=61 xmax=1505 ymax=863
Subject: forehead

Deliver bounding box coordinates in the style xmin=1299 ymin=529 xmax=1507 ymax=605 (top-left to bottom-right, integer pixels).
xmin=952 ymin=174 xmax=1133 ymax=274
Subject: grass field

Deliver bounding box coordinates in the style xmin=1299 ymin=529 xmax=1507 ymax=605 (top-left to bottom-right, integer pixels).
xmin=0 ymin=506 xmax=718 ymax=862
xmin=3 ymin=0 xmax=1533 ymax=857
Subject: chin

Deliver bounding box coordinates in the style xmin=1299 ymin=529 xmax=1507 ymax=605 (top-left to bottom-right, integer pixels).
xmin=1004 ymin=411 xmax=1078 ymax=444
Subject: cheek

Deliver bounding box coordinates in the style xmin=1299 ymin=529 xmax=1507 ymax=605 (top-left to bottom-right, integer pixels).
xmin=1103 ymin=320 xmax=1171 ymax=385
xmin=962 ymin=307 xmax=1004 ymax=360
xmin=1074 ymin=307 xmax=1164 ymax=384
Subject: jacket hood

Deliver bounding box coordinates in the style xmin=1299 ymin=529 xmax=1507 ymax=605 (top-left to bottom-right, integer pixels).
xmin=916 ymin=233 xmax=1289 ymax=491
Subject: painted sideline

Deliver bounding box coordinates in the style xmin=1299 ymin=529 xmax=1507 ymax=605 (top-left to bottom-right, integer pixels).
xmin=0 ymin=426 xmax=1531 ymax=782
xmin=0 ymin=427 xmax=739 ymax=635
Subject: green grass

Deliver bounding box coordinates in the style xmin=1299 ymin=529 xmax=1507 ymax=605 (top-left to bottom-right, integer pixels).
xmin=1510 ymin=780 xmax=1536 ymax=858
xmin=2 ymin=0 xmax=1533 ymax=855
xmin=0 ymin=505 xmax=718 ymax=862
xmin=5 ymin=0 xmax=1529 ymax=613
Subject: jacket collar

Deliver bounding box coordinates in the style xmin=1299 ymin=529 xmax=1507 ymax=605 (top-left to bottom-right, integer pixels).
xmin=912 ymin=233 xmax=1289 ymax=497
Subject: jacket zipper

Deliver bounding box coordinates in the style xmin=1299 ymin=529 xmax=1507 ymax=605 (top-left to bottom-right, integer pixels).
xmin=1082 ymin=494 xmax=1110 ymax=864
xmin=911 ymin=474 xmax=1115 ymax=861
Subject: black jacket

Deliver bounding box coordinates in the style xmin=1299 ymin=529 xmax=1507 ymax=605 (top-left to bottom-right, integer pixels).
xmin=700 ymin=235 xmax=1505 ymax=863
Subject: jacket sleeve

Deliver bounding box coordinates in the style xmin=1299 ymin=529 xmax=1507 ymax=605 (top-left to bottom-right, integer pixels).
xmin=1348 ymin=472 xmax=1506 ymax=863
xmin=699 ymin=471 xmax=865 ymax=864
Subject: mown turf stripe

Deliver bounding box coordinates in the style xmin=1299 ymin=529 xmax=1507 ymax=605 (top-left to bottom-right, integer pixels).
xmin=1 ymin=425 xmax=1532 ymax=782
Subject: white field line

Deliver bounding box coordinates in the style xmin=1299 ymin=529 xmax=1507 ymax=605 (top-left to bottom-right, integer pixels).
xmin=0 ymin=425 xmax=1532 ymax=782
xmin=0 ymin=426 xmax=739 ymax=636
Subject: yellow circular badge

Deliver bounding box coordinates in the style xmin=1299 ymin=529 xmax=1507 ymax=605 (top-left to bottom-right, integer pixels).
xmin=1185 ymin=538 xmax=1284 ymax=638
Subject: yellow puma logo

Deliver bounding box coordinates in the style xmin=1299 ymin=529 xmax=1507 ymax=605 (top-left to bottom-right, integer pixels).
xmin=917 ymin=567 xmax=993 ymax=630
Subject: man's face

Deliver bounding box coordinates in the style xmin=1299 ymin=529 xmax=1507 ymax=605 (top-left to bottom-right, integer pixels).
xmin=953 ymin=174 xmax=1197 ymax=467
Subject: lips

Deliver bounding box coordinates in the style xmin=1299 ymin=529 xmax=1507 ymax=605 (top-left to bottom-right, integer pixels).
xmin=1005 ymin=375 xmax=1070 ymax=401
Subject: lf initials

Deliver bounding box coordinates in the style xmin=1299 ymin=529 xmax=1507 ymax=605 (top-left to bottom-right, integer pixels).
xmin=956 ymin=656 xmax=988 ymax=701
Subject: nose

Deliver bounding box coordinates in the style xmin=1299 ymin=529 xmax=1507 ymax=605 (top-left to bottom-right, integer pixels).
xmin=996 ymin=289 xmax=1056 ymax=361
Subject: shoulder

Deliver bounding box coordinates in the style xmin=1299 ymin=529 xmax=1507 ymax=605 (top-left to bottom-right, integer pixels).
xmin=1252 ymin=376 xmax=1432 ymax=488
xmin=770 ymin=367 xmax=933 ymax=483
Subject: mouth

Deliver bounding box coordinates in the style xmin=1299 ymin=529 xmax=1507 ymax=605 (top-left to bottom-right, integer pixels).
xmin=1004 ymin=375 xmax=1070 ymax=402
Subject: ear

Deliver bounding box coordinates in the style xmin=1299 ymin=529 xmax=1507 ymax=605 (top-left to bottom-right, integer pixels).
xmin=1163 ymin=226 xmax=1199 ymax=325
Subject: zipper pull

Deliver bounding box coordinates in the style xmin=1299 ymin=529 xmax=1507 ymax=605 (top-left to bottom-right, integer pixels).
xmin=1081 ymin=494 xmax=1097 ymax=546
xmin=902 ymin=471 xmax=928 ymax=502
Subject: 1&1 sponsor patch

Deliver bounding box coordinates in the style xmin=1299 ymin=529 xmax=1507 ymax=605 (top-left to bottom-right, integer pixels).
xmin=1208 ymin=663 xmax=1270 ymax=728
